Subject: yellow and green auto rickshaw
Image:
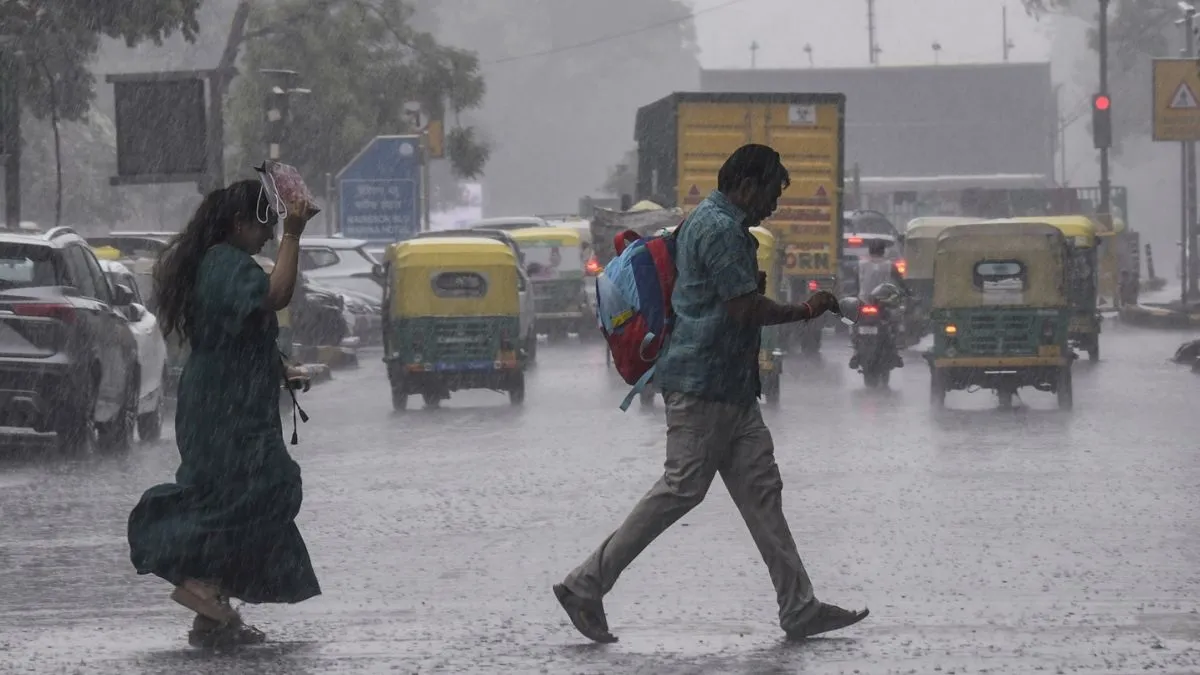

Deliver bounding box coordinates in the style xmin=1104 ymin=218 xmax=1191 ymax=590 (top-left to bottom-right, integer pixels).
xmin=380 ymin=237 xmax=526 ymax=409
xmin=506 ymin=226 xmax=589 ymax=340
xmin=752 ymin=226 xmax=786 ymax=404
xmin=926 ymin=221 xmax=1074 ymax=410
xmin=1004 ymin=215 xmax=1102 ymax=361
xmin=903 ymin=217 xmax=982 ymax=338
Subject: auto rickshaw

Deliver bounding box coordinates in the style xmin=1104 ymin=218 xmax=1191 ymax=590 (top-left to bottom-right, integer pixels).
xmin=926 ymin=221 xmax=1074 ymax=410
xmin=752 ymin=226 xmax=785 ymax=403
xmin=380 ymin=238 xmax=526 ymax=409
xmin=903 ymin=217 xmax=982 ymax=339
xmin=1004 ymin=215 xmax=1102 ymax=361
xmin=506 ymin=226 xmax=589 ymax=340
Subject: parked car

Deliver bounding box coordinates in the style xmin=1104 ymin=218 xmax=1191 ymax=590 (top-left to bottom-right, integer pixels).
xmin=261 ymin=237 xmax=384 ymax=303
xmin=97 ymin=258 xmax=168 ymax=440
xmin=0 ymin=227 xmax=140 ymax=452
xmin=86 ymin=232 xmax=176 ymax=259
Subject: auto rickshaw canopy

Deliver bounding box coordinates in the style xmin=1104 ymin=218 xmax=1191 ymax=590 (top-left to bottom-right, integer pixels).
xmin=505 ymin=226 xmax=584 ymax=247
xmin=933 ymin=221 xmax=1068 ymax=309
xmin=904 ymin=217 xmax=984 ymax=280
xmin=90 ymin=245 xmax=123 ymax=261
xmin=386 ymin=237 xmax=521 ymax=317
xmin=1003 ymin=215 xmax=1099 ymax=247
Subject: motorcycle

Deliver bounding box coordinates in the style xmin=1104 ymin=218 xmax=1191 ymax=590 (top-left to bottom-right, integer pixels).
xmin=846 ymin=284 xmax=906 ymax=388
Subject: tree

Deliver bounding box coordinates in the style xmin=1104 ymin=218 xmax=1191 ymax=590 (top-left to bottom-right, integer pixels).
xmin=1 ymin=1 xmax=202 ymax=226
xmin=225 ymin=0 xmax=489 ymax=193
xmin=426 ymin=0 xmax=702 ymax=216
xmin=1024 ymin=0 xmax=1179 ymax=150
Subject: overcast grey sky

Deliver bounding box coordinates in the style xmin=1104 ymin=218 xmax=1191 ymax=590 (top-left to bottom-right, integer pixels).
xmin=689 ymin=0 xmax=1051 ymax=69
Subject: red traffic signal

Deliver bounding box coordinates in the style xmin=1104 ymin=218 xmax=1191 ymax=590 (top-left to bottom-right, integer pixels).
xmin=1094 ymin=94 xmax=1111 ymax=111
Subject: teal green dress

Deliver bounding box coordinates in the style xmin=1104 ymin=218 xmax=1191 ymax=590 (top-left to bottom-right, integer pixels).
xmin=128 ymin=244 xmax=320 ymax=604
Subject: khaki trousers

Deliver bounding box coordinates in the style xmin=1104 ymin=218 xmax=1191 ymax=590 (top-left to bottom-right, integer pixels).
xmin=563 ymin=391 xmax=818 ymax=631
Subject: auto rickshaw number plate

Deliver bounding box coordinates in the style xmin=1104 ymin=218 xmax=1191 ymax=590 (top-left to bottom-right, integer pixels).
xmin=857 ymin=326 xmax=878 ymax=335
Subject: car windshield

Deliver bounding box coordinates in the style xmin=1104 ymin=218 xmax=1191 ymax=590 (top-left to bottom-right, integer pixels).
xmin=0 ymin=243 xmax=63 ymax=289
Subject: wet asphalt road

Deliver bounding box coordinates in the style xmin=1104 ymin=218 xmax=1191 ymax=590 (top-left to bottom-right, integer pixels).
xmin=1 ymin=319 xmax=1199 ymax=674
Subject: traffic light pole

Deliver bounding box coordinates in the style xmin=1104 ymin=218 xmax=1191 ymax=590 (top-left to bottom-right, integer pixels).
xmin=1097 ymin=0 xmax=1111 ymax=219
xmin=1188 ymin=9 xmax=1200 ymax=297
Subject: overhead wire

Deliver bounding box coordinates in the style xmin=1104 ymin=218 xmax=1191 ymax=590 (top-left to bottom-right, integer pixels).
xmin=481 ymin=0 xmax=755 ymax=66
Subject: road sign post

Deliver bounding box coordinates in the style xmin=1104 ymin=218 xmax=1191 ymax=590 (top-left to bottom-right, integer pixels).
xmin=336 ymin=135 xmax=422 ymax=242
xmin=1153 ymin=55 xmax=1200 ymax=300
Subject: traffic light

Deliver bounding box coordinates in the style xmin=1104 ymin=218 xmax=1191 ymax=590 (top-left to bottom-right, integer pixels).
xmin=1092 ymin=93 xmax=1112 ymax=150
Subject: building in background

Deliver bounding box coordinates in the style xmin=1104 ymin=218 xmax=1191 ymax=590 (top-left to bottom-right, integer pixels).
xmin=701 ymin=63 xmax=1058 ymax=223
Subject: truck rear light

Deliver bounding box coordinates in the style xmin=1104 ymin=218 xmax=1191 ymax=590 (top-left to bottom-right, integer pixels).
xmin=894 ymin=259 xmax=907 ymax=277
xmin=807 ymin=280 xmax=819 ymax=291
xmin=13 ymin=303 xmax=76 ymax=323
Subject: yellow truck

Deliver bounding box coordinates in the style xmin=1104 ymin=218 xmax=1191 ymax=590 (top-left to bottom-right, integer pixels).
xmin=633 ymin=92 xmax=847 ymax=353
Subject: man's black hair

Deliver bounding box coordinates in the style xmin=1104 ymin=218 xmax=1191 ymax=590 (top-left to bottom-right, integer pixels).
xmin=717 ymin=144 xmax=791 ymax=193
xmin=868 ymin=239 xmax=887 ymax=256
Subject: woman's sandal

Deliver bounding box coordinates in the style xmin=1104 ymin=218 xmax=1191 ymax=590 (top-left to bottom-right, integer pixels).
xmin=172 ymin=579 xmax=241 ymax=624
xmin=189 ymin=614 xmax=268 ymax=649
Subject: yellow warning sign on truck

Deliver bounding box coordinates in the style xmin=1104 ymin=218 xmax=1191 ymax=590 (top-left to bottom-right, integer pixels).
xmin=634 ymin=92 xmax=845 ymax=282
xmin=1153 ymin=59 xmax=1200 ymax=142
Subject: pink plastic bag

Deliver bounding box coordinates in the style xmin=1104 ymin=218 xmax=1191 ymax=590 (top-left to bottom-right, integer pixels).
xmin=255 ymin=160 xmax=320 ymax=222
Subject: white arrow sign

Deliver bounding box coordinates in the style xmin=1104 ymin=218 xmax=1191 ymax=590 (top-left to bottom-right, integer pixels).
xmin=1170 ymin=81 xmax=1199 ymax=110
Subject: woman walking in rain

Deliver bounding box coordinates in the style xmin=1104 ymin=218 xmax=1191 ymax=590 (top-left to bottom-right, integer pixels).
xmin=128 ymin=179 xmax=321 ymax=648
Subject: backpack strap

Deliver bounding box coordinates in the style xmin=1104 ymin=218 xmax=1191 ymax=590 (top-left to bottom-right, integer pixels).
xmin=614 ymin=229 xmax=641 ymax=256
xmin=619 ymin=364 xmax=657 ymax=412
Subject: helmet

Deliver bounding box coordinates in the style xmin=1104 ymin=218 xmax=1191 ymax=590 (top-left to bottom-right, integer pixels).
xmin=869 ymin=282 xmax=904 ymax=308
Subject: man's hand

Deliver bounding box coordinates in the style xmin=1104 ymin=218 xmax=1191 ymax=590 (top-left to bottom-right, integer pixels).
xmin=757 ymin=271 xmax=768 ymax=295
xmin=806 ymin=290 xmax=840 ymax=316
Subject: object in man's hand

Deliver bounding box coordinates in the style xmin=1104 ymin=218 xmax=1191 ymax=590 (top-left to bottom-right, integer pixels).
xmin=256 ymin=160 xmax=321 ymax=221
xmin=757 ymin=271 xmax=767 ymax=295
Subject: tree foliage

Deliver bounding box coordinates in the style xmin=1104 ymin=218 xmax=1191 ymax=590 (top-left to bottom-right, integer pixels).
xmin=1 ymin=0 xmax=202 ymax=123
xmin=426 ymin=0 xmax=701 ymax=215
xmin=226 ymin=0 xmax=489 ymax=190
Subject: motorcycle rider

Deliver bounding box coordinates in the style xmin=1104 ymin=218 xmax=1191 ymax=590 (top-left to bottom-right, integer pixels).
xmin=857 ymin=239 xmax=907 ymax=301
xmin=849 ymin=278 xmax=907 ymax=371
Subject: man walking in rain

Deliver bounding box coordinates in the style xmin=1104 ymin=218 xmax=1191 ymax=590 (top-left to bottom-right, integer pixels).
xmin=553 ymin=144 xmax=869 ymax=643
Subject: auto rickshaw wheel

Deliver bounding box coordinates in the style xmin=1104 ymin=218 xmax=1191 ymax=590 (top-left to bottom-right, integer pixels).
xmin=1086 ymin=340 xmax=1099 ymax=362
xmin=764 ymin=373 xmax=781 ymax=405
xmin=863 ymin=370 xmax=880 ymax=388
xmin=1056 ymin=367 xmax=1074 ymax=411
xmin=391 ymin=386 xmax=407 ymax=411
xmin=525 ymin=333 xmax=538 ymax=366
xmin=997 ymin=388 xmax=1014 ymax=409
xmin=930 ymin=368 xmax=947 ymax=409
xmin=509 ymin=372 xmax=526 ymax=405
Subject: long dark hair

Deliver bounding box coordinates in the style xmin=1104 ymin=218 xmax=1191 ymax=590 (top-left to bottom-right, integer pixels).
xmin=153 ymin=180 xmax=273 ymax=339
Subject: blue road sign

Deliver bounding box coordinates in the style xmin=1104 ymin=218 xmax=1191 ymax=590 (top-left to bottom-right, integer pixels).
xmin=337 ymin=135 xmax=421 ymax=242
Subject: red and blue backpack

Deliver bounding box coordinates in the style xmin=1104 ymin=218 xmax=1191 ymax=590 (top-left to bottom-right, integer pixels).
xmin=594 ymin=223 xmax=684 ymax=410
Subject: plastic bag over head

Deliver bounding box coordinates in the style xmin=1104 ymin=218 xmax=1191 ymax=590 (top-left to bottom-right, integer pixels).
xmin=254 ymin=160 xmax=321 ymax=224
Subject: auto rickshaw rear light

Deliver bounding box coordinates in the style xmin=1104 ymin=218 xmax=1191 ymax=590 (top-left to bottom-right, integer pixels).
xmin=860 ymin=305 xmax=879 ymax=315
xmin=894 ymin=259 xmax=907 ymax=277
xmin=848 ymin=237 xmax=863 ymax=246
xmin=944 ymin=324 xmax=958 ymax=335
xmin=807 ymin=280 xmax=819 ymax=291
xmin=585 ymin=255 xmax=603 ymax=276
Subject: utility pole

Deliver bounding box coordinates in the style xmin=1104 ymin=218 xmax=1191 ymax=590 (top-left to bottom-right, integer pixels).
xmin=803 ymin=43 xmax=814 ymax=68
xmin=750 ymin=41 xmax=759 ymax=69
xmin=1097 ymin=0 xmax=1112 ymax=221
xmin=1179 ymin=3 xmax=1198 ymax=299
xmin=932 ymin=41 xmax=942 ymax=65
xmin=1003 ymin=3 xmax=1015 ymax=62
xmin=0 ymin=47 xmax=20 ymax=229
xmin=867 ymin=0 xmax=878 ymax=65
